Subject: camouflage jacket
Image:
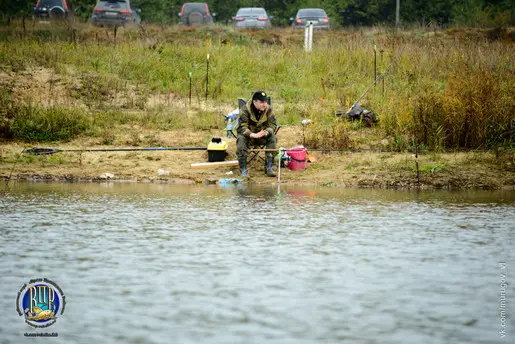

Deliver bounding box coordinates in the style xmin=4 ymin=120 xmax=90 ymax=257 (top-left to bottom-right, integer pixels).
xmin=237 ymin=99 xmax=277 ymax=137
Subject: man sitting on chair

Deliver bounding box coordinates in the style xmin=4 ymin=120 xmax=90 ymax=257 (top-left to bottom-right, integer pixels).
xmin=237 ymin=91 xmax=277 ymax=178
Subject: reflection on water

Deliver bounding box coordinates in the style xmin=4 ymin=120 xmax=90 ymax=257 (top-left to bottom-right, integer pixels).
xmin=1 ymin=182 xmax=514 ymax=344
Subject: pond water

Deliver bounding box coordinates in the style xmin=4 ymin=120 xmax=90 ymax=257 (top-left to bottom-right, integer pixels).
xmin=1 ymin=182 xmax=514 ymax=343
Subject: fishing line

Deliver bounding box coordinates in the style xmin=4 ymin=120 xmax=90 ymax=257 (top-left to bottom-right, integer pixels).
xmin=4 ymin=148 xmax=25 ymax=189
xmin=347 ymin=45 xmax=407 ymax=112
xmin=23 ymin=147 xmax=207 ymax=155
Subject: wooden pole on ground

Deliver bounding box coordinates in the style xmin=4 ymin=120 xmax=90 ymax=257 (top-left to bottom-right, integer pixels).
xmin=191 ymin=160 xmax=238 ymax=169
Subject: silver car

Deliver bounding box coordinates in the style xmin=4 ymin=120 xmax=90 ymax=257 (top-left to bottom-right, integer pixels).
xmin=291 ymin=8 xmax=330 ymax=29
xmin=232 ymin=8 xmax=272 ymax=29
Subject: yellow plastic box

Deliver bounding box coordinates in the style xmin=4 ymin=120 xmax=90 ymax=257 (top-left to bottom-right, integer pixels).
xmin=207 ymin=140 xmax=228 ymax=162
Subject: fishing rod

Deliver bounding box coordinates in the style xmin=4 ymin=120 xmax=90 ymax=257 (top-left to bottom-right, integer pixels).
xmin=4 ymin=148 xmax=25 ymax=189
xmin=23 ymin=146 xmax=408 ymax=156
xmin=251 ymin=147 xmax=492 ymax=153
xmin=23 ymin=147 xmax=207 ymax=155
xmin=251 ymin=148 xmax=406 ymax=153
xmin=347 ymin=45 xmax=406 ymax=113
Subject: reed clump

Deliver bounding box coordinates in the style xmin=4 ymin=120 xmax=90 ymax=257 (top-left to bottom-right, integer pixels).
xmin=442 ymin=67 xmax=514 ymax=148
xmin=411 ymin=66 xmax=514 ymax=150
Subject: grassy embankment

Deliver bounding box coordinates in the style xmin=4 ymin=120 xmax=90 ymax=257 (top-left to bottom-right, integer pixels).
xmin=0 ymin=21 xmax=514 ymax=188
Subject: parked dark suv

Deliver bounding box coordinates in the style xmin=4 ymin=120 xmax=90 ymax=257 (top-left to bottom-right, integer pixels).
xmin=92 ymin=0 xmax=141 ymax=27
xmin=178 ymin=3 xmax=215 ymax=26
xmin=33 ymin=0 xmax=71 ymax=19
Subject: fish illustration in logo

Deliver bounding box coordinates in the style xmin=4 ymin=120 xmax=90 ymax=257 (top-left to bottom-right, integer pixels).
xmin=25 ymin=305 xmax=56 ymax=321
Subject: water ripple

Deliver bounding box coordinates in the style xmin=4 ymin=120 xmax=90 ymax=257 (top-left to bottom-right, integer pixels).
xmin=1 ymin=183 xmax=513 ymax=343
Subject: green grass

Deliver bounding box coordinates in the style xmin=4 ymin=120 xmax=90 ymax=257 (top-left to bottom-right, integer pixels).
xmin=0 ymin=22 xmax=514 ymax=148
xmin=8 ymin=104 xmax=90 ymax=142
xmin=417 ymin=162 xmax=447 ymax=174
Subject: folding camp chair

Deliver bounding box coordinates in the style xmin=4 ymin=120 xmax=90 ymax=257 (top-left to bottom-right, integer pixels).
xmin=227 ymin=96 xmax=281 ymax=165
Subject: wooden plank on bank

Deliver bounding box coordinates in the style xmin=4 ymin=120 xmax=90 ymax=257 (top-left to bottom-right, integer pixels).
xmin=191 ymin=160 xmax=239 ymax=169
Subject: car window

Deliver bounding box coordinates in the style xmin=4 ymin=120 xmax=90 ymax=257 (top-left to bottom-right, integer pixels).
xmin=297 ymin=9 xmax=326 ymax=17
xmin=97 ymin=1 xmax=129 ymax=10
xmin=183 ymin=3 xmax=208 ymax=15
xmin=39 ymin=0 xmax=64 ymax=7
xmin=236 ymin=8 xmax=266 ymax=17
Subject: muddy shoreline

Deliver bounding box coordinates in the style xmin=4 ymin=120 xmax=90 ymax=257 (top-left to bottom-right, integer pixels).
xmin=2 ymin=170 xmax=513 ymax=191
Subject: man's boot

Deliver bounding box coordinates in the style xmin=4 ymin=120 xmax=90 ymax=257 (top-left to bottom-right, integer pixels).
xmin=265 ymin=153 xmax=276 ymax=177
xmin=239 ymin=157 xmax=249 ymax=177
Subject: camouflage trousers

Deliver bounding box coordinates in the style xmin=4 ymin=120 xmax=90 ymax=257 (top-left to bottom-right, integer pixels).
xmin=236 ymin=134 xmax=277 ymax=159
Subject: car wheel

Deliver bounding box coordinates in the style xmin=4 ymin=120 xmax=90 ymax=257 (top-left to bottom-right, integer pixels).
xmin=49 ymin=7 xmax=65 ymax=19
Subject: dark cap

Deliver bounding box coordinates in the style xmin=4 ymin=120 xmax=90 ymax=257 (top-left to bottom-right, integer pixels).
xmin=252 ymin=91 xmax=268 ymax=101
